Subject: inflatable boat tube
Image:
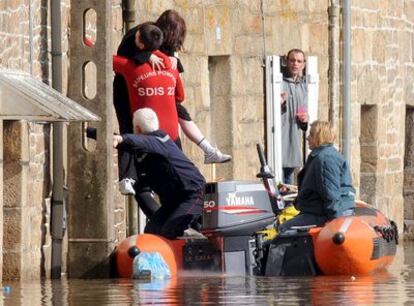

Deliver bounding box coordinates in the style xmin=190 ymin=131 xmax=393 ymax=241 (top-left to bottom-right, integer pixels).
xmin=314 ymin=204 xmax=397 ymax=275
xmin=116 ymin=234 xmax=185 ymax=278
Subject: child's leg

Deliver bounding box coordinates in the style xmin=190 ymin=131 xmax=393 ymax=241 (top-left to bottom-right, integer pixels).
xmin=113 ymin=74 xmax=133 ymax=134
xmin=118 ymin=150 xmax=137 ymax=195
xmin=179 ymin=118 xmax=203 ymax=143
xmin=177 ymin=103 xmax=232 ymax=164
xmin=176 ymin=103 xmax=203 ymax=142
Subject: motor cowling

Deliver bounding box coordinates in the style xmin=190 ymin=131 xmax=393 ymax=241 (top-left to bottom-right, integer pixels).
xmin=202 ymin=181 xmax=275 ymax=237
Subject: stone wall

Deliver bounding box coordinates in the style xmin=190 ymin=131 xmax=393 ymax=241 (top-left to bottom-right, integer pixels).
xmin=111 ymin=1 xmax=127 ymax=243
xmin=0 ymin=0 xmax=71 ymax=87
xmin=130 ymin=1 xmax=329 ymax=180
xmin=28 ymin=123 xmax=52 ymax=278
xmin=66 ymin=0 xmax=122 ymax=278
xmin=351 ymin=1 xmax=414 ymax=231
xmin=0 ymin=0 xmax=70 ymax=280
xmin=81 ymin=0 xmax=414 ymax=237
xmin=1 ymin=0 xmax=414 ymax=279
xmin=0 ymin=0 xmax=127 ymax=279
xmin=0 ymin=120 xmax=2 ymax=278
xmin=3 ymin=121 xmax=31 ymax=279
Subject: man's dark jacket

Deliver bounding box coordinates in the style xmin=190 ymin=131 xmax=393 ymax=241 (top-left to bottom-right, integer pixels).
xmin=117 ymin=130 xmax=205 ymax=206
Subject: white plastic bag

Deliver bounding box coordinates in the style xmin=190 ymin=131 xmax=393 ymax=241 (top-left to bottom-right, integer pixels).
xmin=132 ymin=252 xmax=171 ymax=280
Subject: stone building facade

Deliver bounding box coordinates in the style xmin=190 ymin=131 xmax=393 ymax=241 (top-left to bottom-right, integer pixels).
xmin=0 ymin=0 xmax=413 ymax=279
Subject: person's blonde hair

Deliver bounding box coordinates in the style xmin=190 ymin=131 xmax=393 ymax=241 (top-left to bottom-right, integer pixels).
xmin=310 ymin=120 xmax=336 ymax=147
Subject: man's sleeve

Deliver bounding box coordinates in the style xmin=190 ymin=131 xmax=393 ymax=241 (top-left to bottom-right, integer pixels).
xmin=175 ymin=74 xmax=185 ymax=103
xmin=113 ymin=55 xmax=129 ymax=74
xmin=117 ymin=27 xmax=138 ymax=56
xmin=117 ymin=134 xmax=164 ymax=156
xmin=132 ymin=51 xmax=152 ymax=66
xmin=117 ymin=134 xmax=147 ymax=152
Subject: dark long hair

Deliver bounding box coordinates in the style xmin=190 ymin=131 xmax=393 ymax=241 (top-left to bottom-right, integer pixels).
xmin=155 ymin=9 xmax=186 ymax=53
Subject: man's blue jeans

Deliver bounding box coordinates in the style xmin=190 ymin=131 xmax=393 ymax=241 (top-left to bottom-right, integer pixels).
xmin=283 ymin=167 xmax=295 ymax=184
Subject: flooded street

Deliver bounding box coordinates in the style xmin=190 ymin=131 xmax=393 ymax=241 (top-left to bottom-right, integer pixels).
xmin=3 ymin=241 xmax=414 ymax=305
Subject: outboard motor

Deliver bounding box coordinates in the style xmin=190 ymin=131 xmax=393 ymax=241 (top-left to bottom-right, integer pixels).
xmin=203 ymin=180 xmax=275 ymax=236
xmin=202 ymin=180 xmax=275 ymax=276
xmin=201 ymin=145 xmax=277 ymax=276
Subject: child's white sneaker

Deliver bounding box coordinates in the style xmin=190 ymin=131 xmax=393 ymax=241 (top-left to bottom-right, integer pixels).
xmin=182 ymin=228 xmax=207 ymax=239
xmin=119 ymin=178 xmax=136 ymax=195
xmin=204 ymin=147 xmax=232 ymax=164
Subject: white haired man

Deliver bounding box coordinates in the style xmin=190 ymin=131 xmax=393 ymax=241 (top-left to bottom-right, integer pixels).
xmin=113 ymin=108 xmax=205 ymax=239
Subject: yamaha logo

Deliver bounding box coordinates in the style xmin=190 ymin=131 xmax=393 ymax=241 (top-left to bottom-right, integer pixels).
xmin=226 ymin=193 xmax=255 ymax=206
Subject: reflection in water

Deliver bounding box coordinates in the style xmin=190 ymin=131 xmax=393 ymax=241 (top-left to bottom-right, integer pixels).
xmin=3 ymin=242 xmax=414 ymax=305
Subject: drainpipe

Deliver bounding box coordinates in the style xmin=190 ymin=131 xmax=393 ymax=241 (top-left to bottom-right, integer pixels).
xmin=260 ymin=0 xmax=267 ymax=59
xmin=122 ymin=0 xmax=139 ymax=235
xmin=51 ymin=0 xmax=64 ymax=279
xmin=328 ymin=0 xmax=339 ymax=124
xmin=122 ymin=0 xmax=137 ymax=31
xmin=342 ymin=0 xmax=352 ymax=162
xmin=28 ymin=0 xmax=34 ymax=75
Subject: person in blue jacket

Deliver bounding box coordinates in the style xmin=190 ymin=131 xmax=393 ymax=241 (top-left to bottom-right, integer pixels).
xmin=113 ymin=108 xmax=206 ymax=239
xmin=279 ymin=120 xmax=355 ymax=231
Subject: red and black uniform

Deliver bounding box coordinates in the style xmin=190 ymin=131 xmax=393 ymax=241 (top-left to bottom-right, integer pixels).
xmin=113 ymin=51 xmax=186 ymax=218
xmin=113 ymin=51 xmax=184 ymax=144
xmin=115 ymin=25 xmax=192 ymax=125
xmin=112 ymin=28 xmax=188 ymax=219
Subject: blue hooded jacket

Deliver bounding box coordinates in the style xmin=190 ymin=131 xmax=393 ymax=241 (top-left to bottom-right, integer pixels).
xmin=295 ymin=144 xmax=355 ymax=219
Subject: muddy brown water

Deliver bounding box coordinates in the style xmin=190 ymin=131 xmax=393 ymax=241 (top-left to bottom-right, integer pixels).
xmin=3 ymin=241 xmax=414 ymax=305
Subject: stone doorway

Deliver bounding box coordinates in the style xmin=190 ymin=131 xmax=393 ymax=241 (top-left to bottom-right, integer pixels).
xmin=360 ymin=104 xmax=378 ymax=205
xmin=404 ymin=106 xmax=414 ymax=238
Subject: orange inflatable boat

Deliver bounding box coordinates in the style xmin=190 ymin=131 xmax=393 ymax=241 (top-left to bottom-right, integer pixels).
xmin=115 ymin=197 xmax=398 ymax=278
xmin=115 ymin=146 xmax=398 ymax=277
xmin=116 ymin=234 xmax=186 ymax=278
xmin=268 ymin=201 xmax=398 ymax=276
xmin=313 ymin=201 xmax=398 ymax=275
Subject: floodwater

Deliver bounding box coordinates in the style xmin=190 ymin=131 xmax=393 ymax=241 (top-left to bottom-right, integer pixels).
xmin=3 ymin=241 xmax=414 ymax=305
